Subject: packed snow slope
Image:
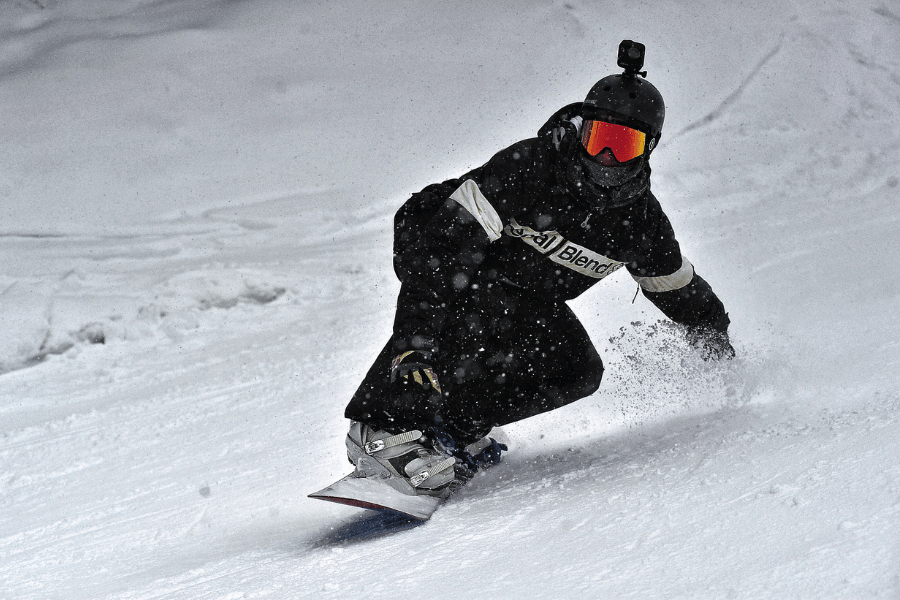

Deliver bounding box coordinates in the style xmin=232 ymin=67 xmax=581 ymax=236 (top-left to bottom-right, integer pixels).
xmin=1 ymin=0 xmax=899 ymax=598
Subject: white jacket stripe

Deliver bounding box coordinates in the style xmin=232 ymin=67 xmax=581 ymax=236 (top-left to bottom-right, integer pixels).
xmin=450 ymin=179 xmax=504 ymax=242
xmin=632 ymin=255 xmax=694 ymax=292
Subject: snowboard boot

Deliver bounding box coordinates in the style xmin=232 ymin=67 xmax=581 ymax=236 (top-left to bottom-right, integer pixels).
xmin=346 ymin=421 xmax=460 ymax=499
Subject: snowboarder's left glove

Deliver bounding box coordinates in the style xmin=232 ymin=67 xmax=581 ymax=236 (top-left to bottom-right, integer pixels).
xmin=388 ymin=351 xmax=443 ymax=427
xmin=390 ymin=351 xmax=442 ymax=395
xmin=686 ymin=327 xmax=735 ymax=361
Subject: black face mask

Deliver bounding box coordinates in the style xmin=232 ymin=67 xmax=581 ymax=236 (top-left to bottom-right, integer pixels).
xmin=578 ymin=151 xmax=645 ymax=188
xmin=550 ymin=116 xmax=650 ymax=210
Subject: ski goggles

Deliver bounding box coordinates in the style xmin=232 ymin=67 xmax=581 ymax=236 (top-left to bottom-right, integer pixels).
xmin=581 ymin=119 xmax=647 ymax=162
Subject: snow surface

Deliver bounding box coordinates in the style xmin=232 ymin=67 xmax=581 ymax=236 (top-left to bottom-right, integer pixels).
xmin=1 ymin=0 xmax=899 ymax=597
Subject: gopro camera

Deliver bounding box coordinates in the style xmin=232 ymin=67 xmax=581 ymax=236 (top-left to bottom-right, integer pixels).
xmin=617 ymin=40 xmax=646 ymax=76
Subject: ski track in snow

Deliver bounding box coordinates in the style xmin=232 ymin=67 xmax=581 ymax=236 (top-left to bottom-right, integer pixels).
xmin=1 ymin=0 xmax=899 ymax=598
xmin=673 ymin=35 xmax=785 ymax=139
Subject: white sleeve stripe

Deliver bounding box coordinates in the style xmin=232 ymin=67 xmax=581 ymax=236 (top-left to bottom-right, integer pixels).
xmin=632 ymin=255 xmax=695 ymax=292
xmin=449 ymin=179 xmax=504 ymax=242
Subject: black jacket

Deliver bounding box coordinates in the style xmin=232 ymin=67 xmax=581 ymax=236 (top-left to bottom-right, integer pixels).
xmin=391 ymin=104 xmax=729 ymax=355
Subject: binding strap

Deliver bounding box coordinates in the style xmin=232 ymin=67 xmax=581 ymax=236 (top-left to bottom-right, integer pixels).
xmin=409 ymin=457 xmax=457 ymax=487
xmin=364 ymin=430 xmax=423 ymax=455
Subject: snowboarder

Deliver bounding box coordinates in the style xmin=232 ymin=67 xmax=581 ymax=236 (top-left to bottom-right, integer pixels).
xmin=341 ymin=40 xmax=734 ymax=503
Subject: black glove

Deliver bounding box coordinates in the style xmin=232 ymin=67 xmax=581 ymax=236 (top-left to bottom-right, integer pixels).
xmin=387 ymin=351 xmax=444 ymax=426
xmin=390 ymin=351 xmax=442 ymax=393
xmin=686 ymin=327 xmax=735 ymax=361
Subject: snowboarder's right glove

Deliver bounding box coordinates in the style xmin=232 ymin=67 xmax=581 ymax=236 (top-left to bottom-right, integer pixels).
xmin=686 ymin=327 xmax=735 ymax=361
xmin=390 ymin=351 xmax=442 ymax=395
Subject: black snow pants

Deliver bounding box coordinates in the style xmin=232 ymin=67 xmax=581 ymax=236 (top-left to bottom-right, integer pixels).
xmin=344 ymin=281 xmax=604 ymax=444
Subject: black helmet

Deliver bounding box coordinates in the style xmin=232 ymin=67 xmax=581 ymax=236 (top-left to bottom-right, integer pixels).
xmin=582 ymin=40 xmax=665 ymax=152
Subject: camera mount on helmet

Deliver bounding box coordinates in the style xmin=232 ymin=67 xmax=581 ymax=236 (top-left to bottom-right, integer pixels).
xmin=617 ymin=40 xmax=647 ymax=78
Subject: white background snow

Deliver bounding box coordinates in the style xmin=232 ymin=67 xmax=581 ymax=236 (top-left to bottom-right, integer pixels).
xmin=1 ymin=0 xmax=899 ymax=597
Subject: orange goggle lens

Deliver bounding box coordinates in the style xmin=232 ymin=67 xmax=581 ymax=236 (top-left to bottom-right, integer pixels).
xmin=581 ymin=120 xmax=647 ymax=162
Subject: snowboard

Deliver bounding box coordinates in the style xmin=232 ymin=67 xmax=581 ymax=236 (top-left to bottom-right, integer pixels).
xmin=309 ymin=472 xmax=443 ymax=521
